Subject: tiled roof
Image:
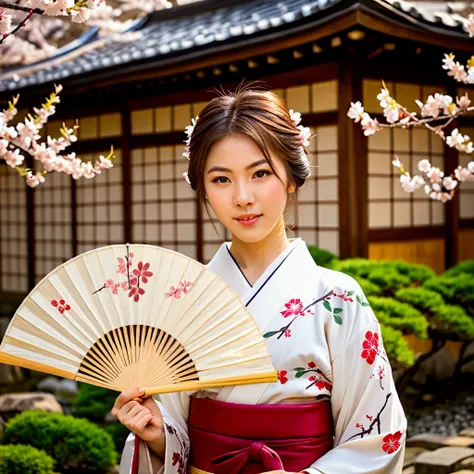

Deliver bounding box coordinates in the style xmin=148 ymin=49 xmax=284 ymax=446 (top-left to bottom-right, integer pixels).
xmin=0 ymin=0 xmax=471 ymax=94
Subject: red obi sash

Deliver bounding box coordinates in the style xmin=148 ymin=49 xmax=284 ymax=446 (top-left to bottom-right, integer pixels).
xmin=188 ymin=397 xmax=334 ymax=474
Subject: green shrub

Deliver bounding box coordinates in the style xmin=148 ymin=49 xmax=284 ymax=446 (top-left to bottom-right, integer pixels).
xmin=443 ymin=259 xmax=474 ymax=278
xmin=424 ymin=274 xmax=474 ymax=313
xmin=105 ymin=422 xmax=131 ymax=454
xmin=4 ymin=411 xmax=117 ymax=473
xmin=390 ymin=261 xmax=435 ymax=284
xmin=395 ymin=287 xmax=445 ymax=313
xmin=351 ymin=274 xmax=382 ymax=296
xmin=307 ymin=245 xmax=339 ymax=269
xmin=364 ymin=267 xmax=411 ymax=293
xmin=74 ymin=383 xmax=117 ymax=423
xmin=432 ymin=305 xmax=474 ymax=340
xmin=0 ymin=444 xmax=56 ymax=474
xmin=369 ymin=296 xmax=428 ymax=338
xmin=380 ymin=324 xmax=415 ymax=367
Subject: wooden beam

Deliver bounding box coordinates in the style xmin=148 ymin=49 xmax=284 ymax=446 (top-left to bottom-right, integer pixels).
xmin=338 ymin=51 xmax=368 ymax=258
xmin=444 ymin=134 xmax=459 ymax=269
xmin=122 ymin=108 xmax=132 ymax=244
xmin=26 ymin=156 xmax=35 ymax=290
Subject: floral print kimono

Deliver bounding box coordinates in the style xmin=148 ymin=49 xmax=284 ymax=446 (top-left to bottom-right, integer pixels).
xmin=120 ymin=237 xmax=407 ymax=473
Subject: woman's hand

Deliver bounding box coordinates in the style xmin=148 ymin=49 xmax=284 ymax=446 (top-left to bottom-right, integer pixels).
xmin=112 ymin=386 xmax=166 ymax=458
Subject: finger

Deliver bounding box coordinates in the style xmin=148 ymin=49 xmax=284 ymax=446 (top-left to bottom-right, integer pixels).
xmin=133 ymin=411 xmax=153 ymax=433
xmin=121 ymin=402 xmax=145 ymax=425
xmin=113 ymin=387 xmax=145 ymax=414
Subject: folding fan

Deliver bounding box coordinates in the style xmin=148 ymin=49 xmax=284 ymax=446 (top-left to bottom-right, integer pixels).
xmin=0 ymin=244 xmax=277 ymax=396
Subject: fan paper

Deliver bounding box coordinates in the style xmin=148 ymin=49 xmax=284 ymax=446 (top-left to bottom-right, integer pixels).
xmin=0 ymin=244 xmax=277 ymax=395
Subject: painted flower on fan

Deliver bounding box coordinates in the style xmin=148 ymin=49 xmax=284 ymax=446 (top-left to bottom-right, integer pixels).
xmin=361 ymin=331 xmax=379 ymax=365
xmin=382 ymin=431 xmax=402 ymax=454
xmin=280 ymin=298 xmax=304 ymax=318
xmin=165 ymin=280 xmax=193 ymax=299
xmin=129 ymin=286 xmax=145 ymax=302
xmin=131 ymin=261 xmax=153 ymax=286
xmin=51 ymin=299 xmax=71 ymax=314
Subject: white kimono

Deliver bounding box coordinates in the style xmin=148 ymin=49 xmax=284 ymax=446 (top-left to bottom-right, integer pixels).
xmin=120 ymin=238 xmax=407 ymax=474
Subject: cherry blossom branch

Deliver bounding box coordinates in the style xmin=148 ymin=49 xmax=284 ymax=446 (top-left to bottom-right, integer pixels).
xmin=0 ymin=8 xmax=33 ymax=45
xmin=344 ymin=393 xmax=392 ymax=441
xmin=0 ymin=1 xmax=44 ymax=15
xmin=0 ymin=84 xmax=115 ymax=187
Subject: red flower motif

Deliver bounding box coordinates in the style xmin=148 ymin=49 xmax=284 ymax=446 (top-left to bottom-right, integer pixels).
xmin=278 ymin=370 xmax=288 ymax=384
xmin=308 ymin=361 xmax=317 ymax=369
xmin=280 ymin=298 xmax=303 ymax=318
xmin=51 ymin=299 xmax=71 ymax=314
xmin=131 ymin=261 xmax=153 ymax=285
xmin=361 ymin=331 xmax=379 ymax=365
xmin=382 ymin=431 xmax=402 ymax=454
xmin=315 ymin=380 xmax=332 ymax=391
xmin=308 ymin=375 xmax=316 ymax=382
xmin=165 ymin=280 xmax=193 ymax=299
xmin=284 ymin=329 xmax=291 ymax=338
xmin=129 ymin=286 xmax=145 ymax=302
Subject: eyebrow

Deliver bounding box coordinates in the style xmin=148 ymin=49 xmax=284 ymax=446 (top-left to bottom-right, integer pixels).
xmin=207 ymin=159 xmax=268 ymax=174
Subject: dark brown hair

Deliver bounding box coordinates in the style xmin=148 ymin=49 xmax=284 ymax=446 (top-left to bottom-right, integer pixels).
xmin=185 ymin=83 xmax=311 ymax=224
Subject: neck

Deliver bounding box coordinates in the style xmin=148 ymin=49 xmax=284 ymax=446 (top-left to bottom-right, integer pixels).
xmin=229 ymin=217 xmax=290 ymax=280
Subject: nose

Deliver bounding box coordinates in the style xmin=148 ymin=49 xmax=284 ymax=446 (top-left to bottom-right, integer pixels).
xmin=233 ymin=181 xmax=255 ymax=208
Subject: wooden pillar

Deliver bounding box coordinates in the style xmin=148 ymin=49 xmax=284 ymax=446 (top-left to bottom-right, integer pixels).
xmin=122 ymin=108 xmax=132 ymax=244
xmin=26 ymin=156 xmax=36 ymax=290
xmin=444 ymin=129 xmax=459 ymax=269
xmin=71 ymin=178 xmax=78 ymax=256
xmin=338 ymin=52 xmax=368 ymax=258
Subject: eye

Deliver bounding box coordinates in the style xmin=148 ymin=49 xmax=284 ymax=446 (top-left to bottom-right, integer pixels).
xmin=211 ymin=176 xmax=229 ymax=184
xmin=254 ymin=170 xmax=271 ymax=179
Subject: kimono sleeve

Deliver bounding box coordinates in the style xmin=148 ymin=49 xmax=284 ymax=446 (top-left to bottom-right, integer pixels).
xmin=119 ymin=391 xmax=193 ymax=474
xmin=305 ymin=284 xmax=407 ymax=474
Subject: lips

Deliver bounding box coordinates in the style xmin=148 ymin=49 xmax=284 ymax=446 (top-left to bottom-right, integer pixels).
xmin=236 ymin=214 xmax=262 ymax=221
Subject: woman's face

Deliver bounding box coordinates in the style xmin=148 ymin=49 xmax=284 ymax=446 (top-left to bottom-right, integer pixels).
xmin=204 ymin=134 xmax=294 ymax=244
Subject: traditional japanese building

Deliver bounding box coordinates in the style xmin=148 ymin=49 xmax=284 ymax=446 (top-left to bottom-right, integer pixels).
xmin=0 ymin=0 xmax=473 ymax=299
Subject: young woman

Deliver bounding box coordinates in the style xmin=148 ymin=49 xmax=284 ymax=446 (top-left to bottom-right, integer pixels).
xmin=113 ymin=86 xmax=407 ymax=474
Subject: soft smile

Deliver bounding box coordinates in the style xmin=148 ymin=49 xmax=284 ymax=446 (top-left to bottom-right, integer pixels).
xmin=235 ymin=214 xmax=263 ymax=226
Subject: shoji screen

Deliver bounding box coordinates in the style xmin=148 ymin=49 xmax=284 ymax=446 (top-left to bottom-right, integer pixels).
xmin=0 ymin=166 xmax=29 ymax=293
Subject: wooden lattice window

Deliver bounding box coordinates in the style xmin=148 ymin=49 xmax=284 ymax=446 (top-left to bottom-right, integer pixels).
xmin=0 ymin=166 xmax=29 ymax=293
xmin=34 ymin=171 xmax=73 ymax=283
xmin=76 ymin=150 xmax=124 ymax=254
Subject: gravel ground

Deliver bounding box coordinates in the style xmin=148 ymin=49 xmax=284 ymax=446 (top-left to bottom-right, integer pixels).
xmin=407 ymin=394 xmax=474 ymax=437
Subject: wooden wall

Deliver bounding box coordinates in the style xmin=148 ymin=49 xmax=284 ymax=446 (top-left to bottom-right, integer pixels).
xmin=368 ymin=238 xmax=445 ymax=274
xmin=459 ymin=229 xmax=474 ymax=261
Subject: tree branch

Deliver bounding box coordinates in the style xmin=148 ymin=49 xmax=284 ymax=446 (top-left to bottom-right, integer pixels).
xmin=0 ymin=8 xmax=35 ymax=45
xmin=0 ymin=1 xmax=44 ymax=15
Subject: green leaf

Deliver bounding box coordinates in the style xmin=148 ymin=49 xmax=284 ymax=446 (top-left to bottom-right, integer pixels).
xmin=323 ymin=301 xmax=332 ymax=312
xmin=294 ymin=367 xmax=306 ymax=371
xmin=362 ymin=302 xmax=371 ymax=307
xmin=356 ymin=295 xmax=362 ymax=305
xmin=263 ymin=331 xmax=278 ymax=338
xmin=333 ymin=315 xmax=343 ymax=325
xmin=295 ymin=371 xmax=306 ymax=378
xmin=347 ymin=291 xmax=355 ymax=296
xmin=333 ymin=308 xmax=343 ymax=315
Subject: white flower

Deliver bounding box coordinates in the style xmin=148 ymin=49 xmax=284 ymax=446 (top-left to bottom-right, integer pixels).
xmin=42 ymin=0 xmax=69 ymax=16
xmin=289 ymin=109 xmax=302 ymax=125
xmin=26 ymin=172 xmax=45 ymax=188
xmin=71 ymin=8 xmax=92 ymax=23
xmin=454 ymin=166 xmax=472 ymax=182
xmin=400 ymin=174 xmax=411 ymax=185
xmin=5 ymin=149 xmax=23 ymax=168
xmin=392 ymin=157 xmax=401 ymax=168
xmin=383 ymin=106 xmax=399 ymax=124
xmin=0 ymin=12 xmax=12 ymax=34
xmin=442 ymin=53 xmax=456 ymax=70
xmin=377 ymin=88 xmax=391 ymax=108
xmin=347 ymin=102 xmax=364 ymax=122
xmin=361 ymin=113 xmax=381 ymax=136
xmin=183 ymin=172 xmax=191 ymax=185
xmin=457 ymin=93 xmax=471 ymax=109
xmin=297 ymin=125 xmax=311 ymax=147
xmin=417 ymin=159 xmax=432 ymax=173
xmin=468 ymin=161 xmax=474 ymax=173
xmin=442 ymin=176 xmax=458 ymax=191
xmin=464 ymin=14 xmax=474 ymax=37
xmin=428 ymin=167 xmax=444 ymax=183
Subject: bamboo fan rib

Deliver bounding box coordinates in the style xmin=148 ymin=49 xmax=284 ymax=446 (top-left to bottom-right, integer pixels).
xmin=0 ymin=244 xmax=277 ymax=395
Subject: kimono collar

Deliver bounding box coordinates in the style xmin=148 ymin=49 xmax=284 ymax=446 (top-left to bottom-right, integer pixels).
xmin=206 ymin=238 xmax=304 ymax=299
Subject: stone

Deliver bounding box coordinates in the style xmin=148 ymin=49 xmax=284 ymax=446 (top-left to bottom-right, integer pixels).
xmin=415 ymin=447 xmax=474 ymax=474
xmin=403 ymin=467 xmax=415 ymax=474
xmin=461 ymin=430 xmax=474 ymax=438
xmin=404 ymin=447 xmax=426 ymax=467
xmin=57 ymin=379 xmax=78 ymax=396
xmin=0 ymin=392 xmax=63 ymax=420
xmin=408 ymin=434 xmax=474 ymax=450
xmin=36 ymin=376 xmax=61 ymax=393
